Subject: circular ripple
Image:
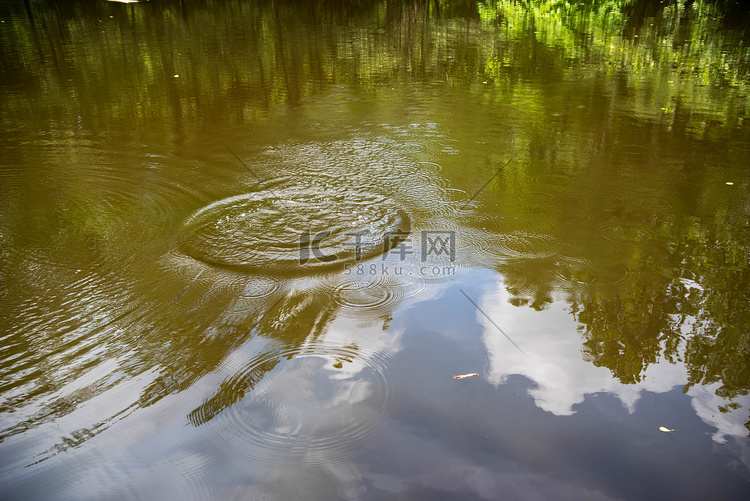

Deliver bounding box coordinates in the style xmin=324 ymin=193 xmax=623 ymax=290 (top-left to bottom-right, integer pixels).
xmin=557 ymin=236 xmax=621 ymax=263
xmin=417 ymin=161 xmax=443 ymax=173
xmin=597 ymin=223 xmax=653 ymax=243
xmin=178 ymin=186 xmax=411 ymax=275
xmin=332 ymin=280 xmax=402 ymax=312
xmin=310 ymin=273 xmax=405 ymax=317
xmin=555 ymin=266 xmax=602 ymax=289
xmin=399 ymin=274 xmax=434 ymax=301
xmin=398 ymin=256 xmax=465 ymax=292
xmin=240 ymin=276 xmax=280 ymax=299
xmin=502 ymin=268 xmax=545 ymax=300
xmin=503 ymin=231 xmax=559 ymax=257
xmin=555 ymin=258 xmax=644 ymax=295
xmin=162 ymin=249 xmax=252 ymax=294
xmin=516 ymin=190 xmax=560 ymax=208
xmin=633 ymin=195 xmax=674 ymax=213
xmin=196 ymin=343 xmax=396 ymax=466
xmin=397 ymin=141 xmax=427 ymax=154
xmin=466 ymin=228 xmax=559 ymax=266
xmin=530 ymin=173 xmax=571 ymax=188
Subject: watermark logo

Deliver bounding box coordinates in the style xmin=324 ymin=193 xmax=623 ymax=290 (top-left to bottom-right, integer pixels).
xmin=422 ymin=231 xmax=455 ymax=261
xmin=300 ymin=230 xmax=456 ymax=264
xmin=382 ymin=229 xmax=413 ymax=261
xmin=299 ymin=229 xmax=457 ymax=277
xmin=299 ymin=230 xmax=338 ymax=264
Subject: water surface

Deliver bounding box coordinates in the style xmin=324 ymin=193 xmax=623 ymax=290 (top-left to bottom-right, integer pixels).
xmin=1 ymin=1 xmax=750 ymax=499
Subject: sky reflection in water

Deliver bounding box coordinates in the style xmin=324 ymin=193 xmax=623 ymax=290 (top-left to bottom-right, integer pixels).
xmin=1 ymin=0 xmax=750 ymax=499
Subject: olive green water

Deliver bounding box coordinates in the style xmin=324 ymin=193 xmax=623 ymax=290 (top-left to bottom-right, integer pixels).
xmin=1 ymin=1 xmax=750 ymax=499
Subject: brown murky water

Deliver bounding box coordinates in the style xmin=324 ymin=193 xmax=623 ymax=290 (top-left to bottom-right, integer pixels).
xmin=1 ymin=1 xmax=750 ymax=499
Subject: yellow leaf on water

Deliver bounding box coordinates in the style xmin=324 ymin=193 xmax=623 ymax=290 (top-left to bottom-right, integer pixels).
xmin=659 ymin=426 xmax=675 ymax=432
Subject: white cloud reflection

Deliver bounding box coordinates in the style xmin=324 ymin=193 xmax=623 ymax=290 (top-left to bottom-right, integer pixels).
xmin=478 ymin=282 xmax=750 ymax=443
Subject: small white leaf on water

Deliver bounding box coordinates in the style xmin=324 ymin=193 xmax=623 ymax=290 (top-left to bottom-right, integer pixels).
xmin=659 ymin=426 xmax=675 ymax=432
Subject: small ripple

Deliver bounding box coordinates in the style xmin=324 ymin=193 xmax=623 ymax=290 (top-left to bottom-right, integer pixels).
xmin=332 ymin=280 xmax=402 ymax=313
xmin=155 ymin=452 xmax=218 ymax=501
xmin=409 ymin=164 xmax=448 ymax=190
xmin=397 ymin=141 xmax=427 ymax=154
xmin=3 ymin=233 xmax=110 ymax=281
xmin=517 ymin=218 xmax=559 ymax=237
xmin=240 ymin=276 xmax=280 ymax=299
xmin=311 ymin=273 xmax=405 ymax=317
xmin=555 ymin=266 xmax=602 ymax=289
xmin=504 ymin=231 xmax=559 ymax=258
xmin=417 ymin=161 xmax=443 ymax=173
xmin=399 ymin=186 xmax=453 ymax=218
xmin=530 ymin=173 xmax=572 ymax=188
xmin=557 ymin=236 xmax=621 ymax=263
xmin=516 ymin=190 xmax=560 ymax=209
xmin=465 ymin=228 xmax=559 ymax=268
xmin=392 ymin=253 xmax=465 ymax=303
xmin=189 ymin=341 xmax=396 ymax=466
xmin=555 ymin=259 xmax=644 ymax=295
xmin=596 ymin=223 xmax=653 ymax=243
xmin=398 ymin=275 xmax=433 ymax=301
xmin=633 ymin=195 xmax=675 ymax=213
xmin=502 ymin=267 xmax=548 ymax=300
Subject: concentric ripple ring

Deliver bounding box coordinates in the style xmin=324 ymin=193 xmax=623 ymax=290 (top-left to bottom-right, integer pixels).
xmin=178 ymin=185 xmax=411 ymax=275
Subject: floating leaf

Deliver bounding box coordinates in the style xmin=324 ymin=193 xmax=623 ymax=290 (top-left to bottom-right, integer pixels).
xmin=659 ymin=426 xmax=675 ymax=432
xmin=453 ymin=373 xmax=479 ymax=379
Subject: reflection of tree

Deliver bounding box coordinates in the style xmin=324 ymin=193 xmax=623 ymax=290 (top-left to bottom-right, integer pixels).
xmin=2 ymin=0 xmax=748 ymax=137
xmin=680 ymin=218 xmax=750 ymax=409
xmin=186 ymin=290 xmax=339 ymax=426
xmin=461 ymin=18 xmax=750 ymax=432
xmin=568 ymin=214 xmax=750 ymax=432
xmin=493 ymin=182 xmax=750 ymax=433
xmin=572 ymin=282 xmax=682 ymax=385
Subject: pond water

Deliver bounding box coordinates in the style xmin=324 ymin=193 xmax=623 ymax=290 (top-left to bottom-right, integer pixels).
xmin=1 ymin=0 xmax=750 ymax=499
